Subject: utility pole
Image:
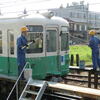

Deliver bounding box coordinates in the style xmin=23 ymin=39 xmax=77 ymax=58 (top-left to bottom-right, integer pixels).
xmin=0 ymin=9 xmax=2 ymax=15
xmin=23 ymin=8 xmax=27 ymax=14
xmin=86 ymin=3 xmax=89 ymax=41
xmin=95 ymin=13 xmax=96 ymax=30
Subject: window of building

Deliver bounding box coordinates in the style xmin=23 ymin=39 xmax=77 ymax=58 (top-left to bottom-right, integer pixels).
xmin=85 ymin=25 xmax=87 ymax=31
xmin=70 ymin=23 xmax=74 ymax=30
xmin=83 ymin=14 xmax=86 ymax=19
xmin=70 ymin=12 xmax=73 ymax=18
xmin=76 ymin=24 xmax=80 ymax=31
xmin=0 ymin=31 xmax=2 ymax=54
xmin=77 ymin=13 xmax=79 ymax=18
xmin=81 ymin=25 xmax=85 ymax=31
xmin=26 ymin=25 xmax=43 ymax=53
xmin=10 ymin=34 xmax=14 ymax=54
xmin=77 ymin=13 xmax=82 ymax=18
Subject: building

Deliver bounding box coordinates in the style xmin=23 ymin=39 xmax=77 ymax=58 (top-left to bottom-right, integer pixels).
xmin=50 ymin=1 xmax=100 ymax=40
xmin=88 ymin=12 xmax=100 ymax=29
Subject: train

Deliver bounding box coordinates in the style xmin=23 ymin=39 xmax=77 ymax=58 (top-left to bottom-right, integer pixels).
xmin=0 ymin=12 xmax=69 ymax=80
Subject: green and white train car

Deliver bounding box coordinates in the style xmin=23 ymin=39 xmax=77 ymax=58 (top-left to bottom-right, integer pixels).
xmin=0 ymin=12 xmax=69 ymax=79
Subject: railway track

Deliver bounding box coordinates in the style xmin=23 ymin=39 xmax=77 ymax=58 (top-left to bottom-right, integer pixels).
xmin=65 ymin=73 xmax=100 ymax=88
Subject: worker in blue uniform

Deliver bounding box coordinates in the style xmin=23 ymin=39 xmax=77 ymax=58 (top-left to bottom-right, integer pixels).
xmin=88 ymin=30 xmax=100 ymax=71
xmin=17 ymin=26 xmax=29 ymax=79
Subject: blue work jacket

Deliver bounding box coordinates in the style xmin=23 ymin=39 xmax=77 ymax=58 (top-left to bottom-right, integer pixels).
xmin=89 ymin=36 xmax=100 ymax=53
xmin=17 ymin=34 xmax=28 ymax=66
xmin=89 ymin=35 xmax=100 ymax=69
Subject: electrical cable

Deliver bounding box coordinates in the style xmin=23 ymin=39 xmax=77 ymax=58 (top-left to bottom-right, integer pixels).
xmin=1 ymin=1 xmax=100 ymax=14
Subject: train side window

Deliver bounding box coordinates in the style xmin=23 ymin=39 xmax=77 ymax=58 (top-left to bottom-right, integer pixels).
xmin=46 ymin=30 xmax=57 ymax=52
xmin=61 ymin=26 xmax=69 ymax=51
xmin=0 ymin=31 xmax=2 ymax=54
xmin=10 ymin=34 xmax=14 ymax=54
xmin=26 ymin=25 xmax=43 ymax=53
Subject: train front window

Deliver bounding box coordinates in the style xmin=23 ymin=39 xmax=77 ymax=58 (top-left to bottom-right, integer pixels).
xmin=27 ymin=25 xmax=43 ymax=32
xmin=46 ymin=30 xmax=57 ymax=52
xmin=61 ymin=26 xmax=69 ymax=51
xmin=0 ymin=31 xmax=2 ymax=54
xmin=26 ymin=25 xmax=43 ymax=53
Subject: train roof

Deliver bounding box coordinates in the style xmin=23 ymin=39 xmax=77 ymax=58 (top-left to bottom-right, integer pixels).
xmin=0 ymin=13 xmax=69 ymax=26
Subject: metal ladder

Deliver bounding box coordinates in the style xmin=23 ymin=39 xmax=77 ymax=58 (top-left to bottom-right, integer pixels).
xmin=19 ymin=79 xmax=48 ymax=100
xmin=7 ymin=62 xmax=31 ymax=100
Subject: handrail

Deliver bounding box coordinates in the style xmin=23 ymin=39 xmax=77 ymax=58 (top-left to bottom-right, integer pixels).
xmin=19 ymin=77 xmax=32 ymax=100
xmin=7 ymin=62 xmax=31 ymax=100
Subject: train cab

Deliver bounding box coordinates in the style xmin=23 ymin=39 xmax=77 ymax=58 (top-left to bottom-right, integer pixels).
xmin=0 ymin=12 xmax=69 ymax=79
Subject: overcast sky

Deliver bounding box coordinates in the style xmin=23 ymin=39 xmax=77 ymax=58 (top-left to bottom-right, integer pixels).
xmin=0 ymin=0 xmax=100 ymax=14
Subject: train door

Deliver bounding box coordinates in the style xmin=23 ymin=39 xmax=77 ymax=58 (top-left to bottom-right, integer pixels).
xmin=59 ymin=26 xmax=69 ymax=74
xmin=7 ymin=29 xmax=16 ymax=76
xmin=0 ymin=30 xmax=9 ymax=74
xmin=45 ymin=26 xmax=60 ymax=74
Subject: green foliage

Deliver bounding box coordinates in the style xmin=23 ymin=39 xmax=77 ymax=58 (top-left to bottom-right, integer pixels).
xmin=69 ymin=45 xmax=92 ymax=65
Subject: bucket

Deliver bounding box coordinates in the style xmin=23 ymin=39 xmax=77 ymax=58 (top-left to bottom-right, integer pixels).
xmin=79 ymin=60 xmax=85 ymax=69
xmin=24 ymin=68 xmax=32 ymax=80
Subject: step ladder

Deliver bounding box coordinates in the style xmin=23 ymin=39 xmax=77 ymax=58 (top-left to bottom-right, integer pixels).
xmin=19 ymin=78 xmax=48 ymax=100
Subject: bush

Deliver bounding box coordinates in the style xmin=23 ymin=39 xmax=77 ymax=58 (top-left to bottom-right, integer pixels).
xmin=69 ymin=45 xmax=92 ymax=65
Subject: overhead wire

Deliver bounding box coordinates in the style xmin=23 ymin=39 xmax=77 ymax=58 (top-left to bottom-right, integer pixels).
xmin=0 ymin=0 xmax=50 ymax=8
xmin=0 ymin=1 xmax=100 ymax=14
xmin=0 ymin=6 xmax=89 ymax=14
xmin=0 ymin=0 xmax=52 ymax=14
xmin=0 ymin=0 xmax=100 ymax=6
xmin=0 ymin=0 xmax=17 ymax=4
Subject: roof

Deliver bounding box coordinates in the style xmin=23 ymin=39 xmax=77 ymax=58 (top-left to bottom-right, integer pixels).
xmin=0 ymin=13 xmax=69 ymax=26
xmin=64 ymin=17 xmax=87 ymax=24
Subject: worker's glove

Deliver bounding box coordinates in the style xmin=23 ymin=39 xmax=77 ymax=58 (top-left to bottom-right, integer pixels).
xmin=32 ymin=40 xmax=35 ymax=43
xmin=21 ymin=44 xmax=28 ymax=49
xmin=25 ymin=44 xmax=29 ymax=47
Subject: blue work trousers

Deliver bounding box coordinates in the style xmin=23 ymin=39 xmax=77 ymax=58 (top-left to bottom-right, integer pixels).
xmin=92 ymin=51 xmax=100 ymax=70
